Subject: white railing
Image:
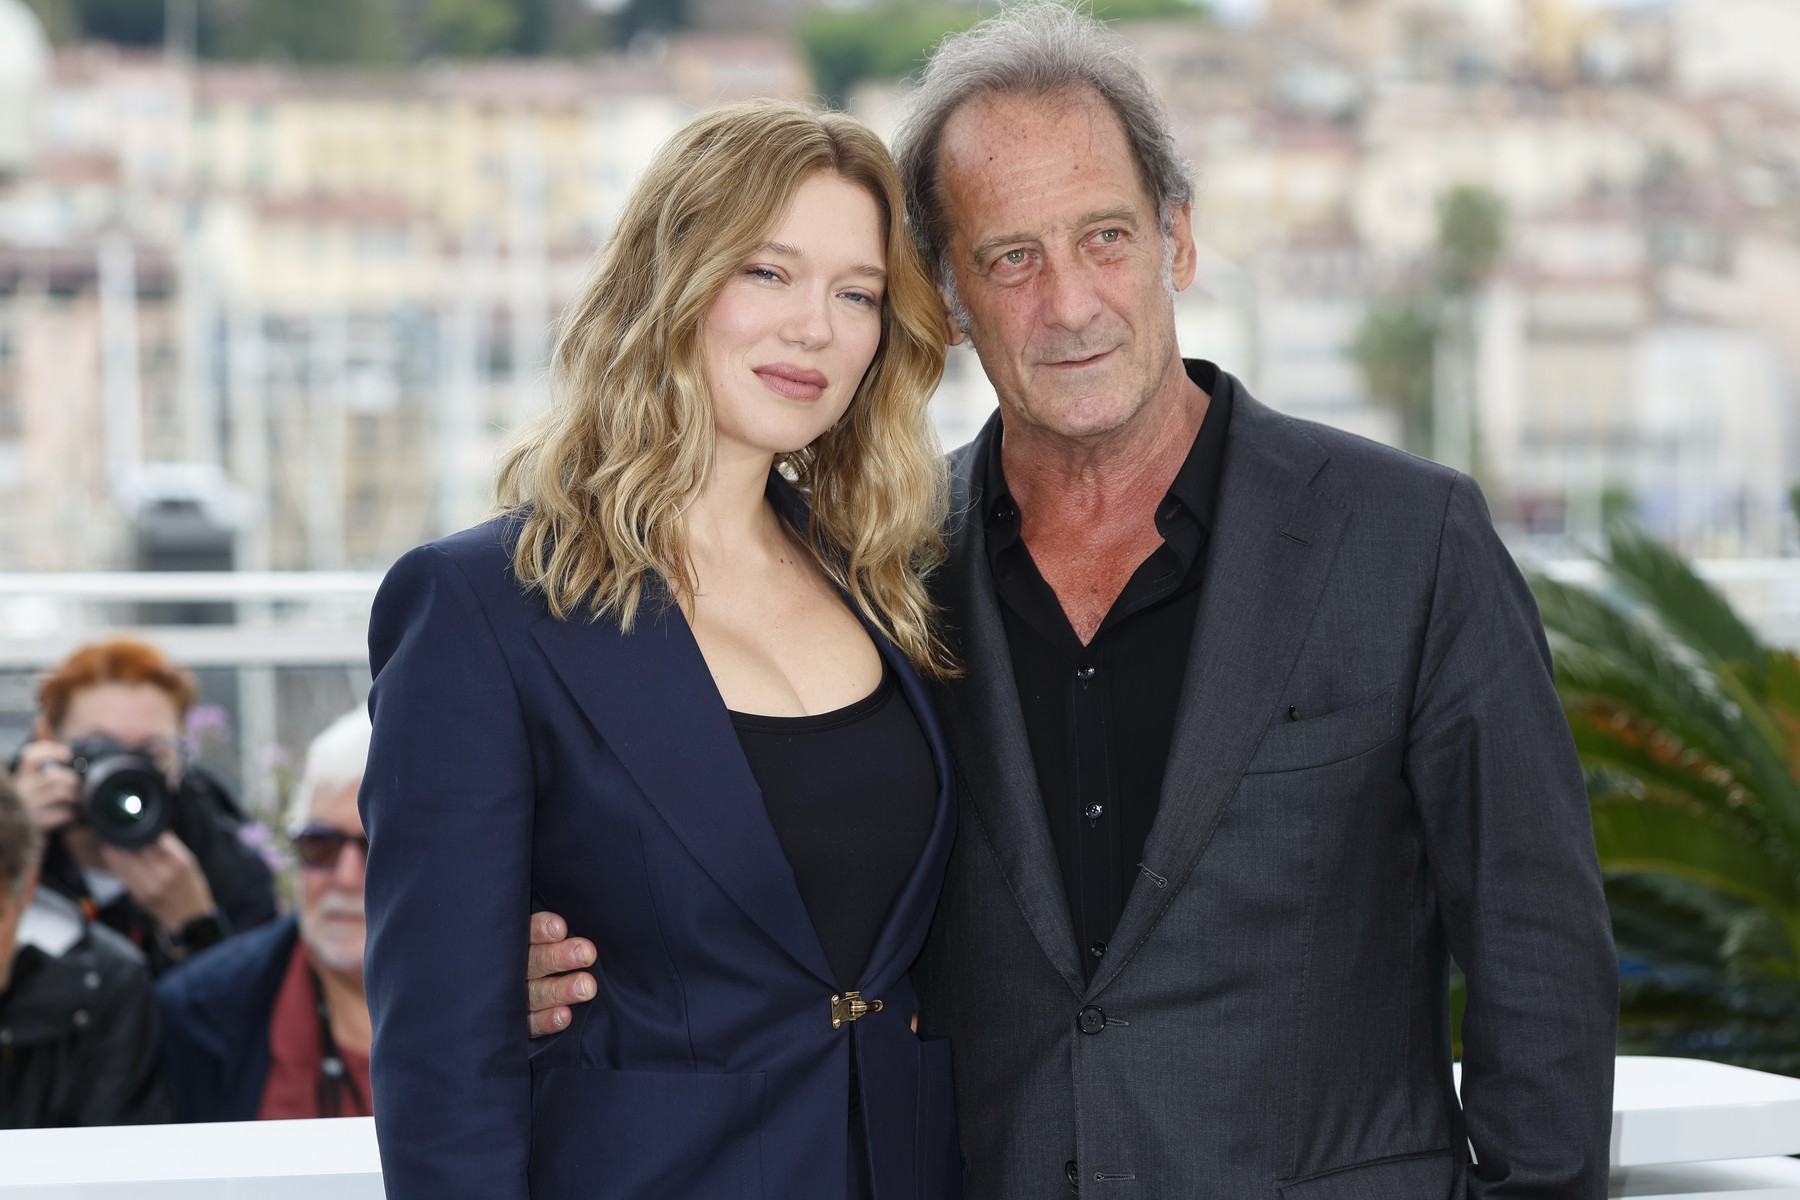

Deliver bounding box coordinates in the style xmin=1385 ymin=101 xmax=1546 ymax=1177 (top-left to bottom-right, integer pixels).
xmin=0 ymin=1058 xmax=1797 ymax=1198
xmin=0 ymin=572 xmax=385 ymax=668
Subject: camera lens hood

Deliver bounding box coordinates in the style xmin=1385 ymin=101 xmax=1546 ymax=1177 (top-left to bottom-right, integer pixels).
xmin=77 ymin=753 xmax=173 ymax=851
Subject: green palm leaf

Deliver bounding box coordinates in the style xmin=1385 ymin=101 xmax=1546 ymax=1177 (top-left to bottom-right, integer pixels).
xmin=1567 ymin=723 xmax=1767 ymax=833
xmin=1552 ymin=648 xmax=1784 ymax=821
xmin=1601 ymin=522 xmax=1765 ymax=676
xmin=1532 ymin=520 xmax=1800 ymax=1072
xmin=1590 ymin=795 xmax=1800 ymax=919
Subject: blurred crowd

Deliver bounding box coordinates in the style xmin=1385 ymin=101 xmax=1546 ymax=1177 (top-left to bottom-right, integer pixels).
xmin=0 ymin=637 xmax=373 ymax=1127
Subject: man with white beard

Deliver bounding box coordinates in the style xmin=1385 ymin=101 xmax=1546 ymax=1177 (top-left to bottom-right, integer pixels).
xmin=156 ymin=709 xmax=374 ymax=1121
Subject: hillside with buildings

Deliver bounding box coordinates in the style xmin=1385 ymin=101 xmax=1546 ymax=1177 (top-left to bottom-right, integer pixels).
xmin=0 ymin=0 xmax=1796 ymax=581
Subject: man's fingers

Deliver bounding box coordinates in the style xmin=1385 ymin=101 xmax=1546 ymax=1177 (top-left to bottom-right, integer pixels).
xmin=529 ymin=911 xmax=567 ymax=944
xmin=528 ymin=1006 xmax=572 ymax=1039
xmin=526 ymin=969 xmax=596 ymax=1014
xmin=525 ymin=936 xmax=595 ymax=981
xmin=524 ymin=912 xmax=597 ymax=1040
xmin=559 ymin=937 xmax=595 ymax=971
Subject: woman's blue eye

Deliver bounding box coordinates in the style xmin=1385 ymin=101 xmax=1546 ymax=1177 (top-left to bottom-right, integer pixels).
xmin=748 ymin=267 xmax=781 ymax=281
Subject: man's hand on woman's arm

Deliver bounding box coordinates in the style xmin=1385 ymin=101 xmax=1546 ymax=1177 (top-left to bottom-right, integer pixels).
xmin=526 ymin=911 xmax=597 ymax=1037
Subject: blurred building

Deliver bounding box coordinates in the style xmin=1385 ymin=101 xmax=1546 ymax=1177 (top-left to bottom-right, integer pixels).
xmin=2 ymin=0 xmax=1800 ymax=572
xmin=1672 ymin=0 xmax=1800 ymax=109
xmin=0 ymin=36 xmax=811 ymax=573
xmin=0 ymin=0 xmax=50 ymax=180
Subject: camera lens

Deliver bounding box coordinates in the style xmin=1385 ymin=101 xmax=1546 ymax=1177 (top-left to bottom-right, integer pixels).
xmin=80 ymin=756 xmax=171 ymax=850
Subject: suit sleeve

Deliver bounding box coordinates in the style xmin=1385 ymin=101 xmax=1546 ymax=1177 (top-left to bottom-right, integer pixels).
xmin=361 ymin=543 xmax=536 ymax=1200
xmin=1404 ymin=474 xmax=1617 ymax=1199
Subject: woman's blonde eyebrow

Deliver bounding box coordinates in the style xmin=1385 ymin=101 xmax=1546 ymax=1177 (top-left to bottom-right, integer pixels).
xmin=754 ymin=240 xmax=886 ymax=280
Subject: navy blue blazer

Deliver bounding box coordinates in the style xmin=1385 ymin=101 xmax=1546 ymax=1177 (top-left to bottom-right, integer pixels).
xmin=360 ymin=482 xmax=962 ymax=1200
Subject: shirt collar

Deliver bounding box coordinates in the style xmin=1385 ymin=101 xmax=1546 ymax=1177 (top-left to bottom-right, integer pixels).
xmin=981 ymin=358 xmax=1233 ymax=541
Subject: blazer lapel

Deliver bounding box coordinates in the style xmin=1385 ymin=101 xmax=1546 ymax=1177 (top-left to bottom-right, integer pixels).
xmin=1087 ymin=387 xmax=1347 ymax=996
xmin=529 ymin=595 xmax=835 ymax=984
xmin=933 ymin=423 xmax=1087 ymax=995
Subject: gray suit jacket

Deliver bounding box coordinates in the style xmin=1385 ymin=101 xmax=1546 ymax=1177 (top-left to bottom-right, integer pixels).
xmin=914 ymin=369 xmax=1617 ymax=1199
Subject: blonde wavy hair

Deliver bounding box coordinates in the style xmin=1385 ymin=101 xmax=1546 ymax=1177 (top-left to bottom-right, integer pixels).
xmin=495 ymin=100 xmax=956 ymax=678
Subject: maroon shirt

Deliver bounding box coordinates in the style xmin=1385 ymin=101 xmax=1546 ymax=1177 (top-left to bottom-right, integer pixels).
xmin=255 ymin=940 xmax=372 ymax=1120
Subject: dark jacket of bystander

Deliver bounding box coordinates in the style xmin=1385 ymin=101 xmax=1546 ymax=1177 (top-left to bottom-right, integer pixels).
xmin=153 ymin=912 xmax=298 ymax=1122
xmin=0 ymin=889 xmax=169 ymax=1127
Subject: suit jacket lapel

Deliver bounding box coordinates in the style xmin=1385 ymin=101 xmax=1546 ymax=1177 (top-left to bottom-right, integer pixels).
xmin=1087 ymin=387 xmax=1346 ymax=996
xmin=529 ymin=594 xmax=835 ymax=985
xmin=934 ymin=422 xmax=1087 ymax=995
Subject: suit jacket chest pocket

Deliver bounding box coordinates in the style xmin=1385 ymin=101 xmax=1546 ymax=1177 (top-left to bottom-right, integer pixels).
xmin=1243 ymin=685 xmax=1399 ymax=775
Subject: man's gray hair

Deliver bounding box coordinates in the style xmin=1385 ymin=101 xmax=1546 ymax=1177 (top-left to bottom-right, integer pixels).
xmin=894 ymin=0 xmax=1196 ymax=292
xmin=285 ymin=707 xmax=373 ymax=832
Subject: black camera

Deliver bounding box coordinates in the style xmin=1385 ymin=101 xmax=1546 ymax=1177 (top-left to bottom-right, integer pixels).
xmin=65 ymin=735 xmax=175 ymax=850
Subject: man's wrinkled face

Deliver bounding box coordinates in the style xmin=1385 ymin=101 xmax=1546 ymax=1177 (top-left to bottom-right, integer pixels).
xmin=58 ymin=682 xmax=185 ymax=791
xmin=0 ymin=872 xmax=36 ymax=995
xmin=296 ymin=780 xmax=366 ymax=979
xmin=935 ymin=88 xmax=1195 ymax=445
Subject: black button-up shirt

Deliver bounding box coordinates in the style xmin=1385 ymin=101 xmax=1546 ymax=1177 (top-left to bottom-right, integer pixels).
xmin=981 ymin=359 xmax=1233 ymax=976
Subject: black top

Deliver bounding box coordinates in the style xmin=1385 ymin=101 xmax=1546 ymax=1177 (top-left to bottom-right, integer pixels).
xmin=981 ymin=359 xmax=1234 ymax=976
xmin=731 ymin=666 xmax=938 ymax=992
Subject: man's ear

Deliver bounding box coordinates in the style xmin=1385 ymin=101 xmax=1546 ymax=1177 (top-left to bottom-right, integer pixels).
xmin=1168 ymin=202 xmax=1198 ymax=293
xmin=937 ymin=285 xmax=967 ymax=347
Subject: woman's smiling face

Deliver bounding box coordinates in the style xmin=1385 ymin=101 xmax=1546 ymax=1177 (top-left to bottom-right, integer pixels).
xmin=702 ymin=171 xmax=889 ymax=461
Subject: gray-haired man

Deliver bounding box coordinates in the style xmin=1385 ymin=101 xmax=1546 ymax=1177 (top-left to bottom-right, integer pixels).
xmin=529 ymin=4 xmax=1617 ymax=1196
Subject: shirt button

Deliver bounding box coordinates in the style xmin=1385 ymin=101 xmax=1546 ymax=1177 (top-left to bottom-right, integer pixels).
xmin=1066 ymin=1160 xmax=1080 ymax=1189
xmin=1077 ymin=1005 xmax=1107 ymax=1035
xmin=1075 ymin=664 xmax=1097 ymax=681
xmin=1089 ymin=941 xmax=1108 ymax=959
xmin=994 ymin=500 xmax=1017 ymax=522
xmin=1084 ymin=803 xmax=1104 ymax=819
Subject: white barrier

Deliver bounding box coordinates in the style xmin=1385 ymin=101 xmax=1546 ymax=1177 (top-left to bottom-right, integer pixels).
xmin=1 ymin=1058 xmax=1798 ymax=1197
xmin=0 ymin=1117 xmax=382 ymax=1198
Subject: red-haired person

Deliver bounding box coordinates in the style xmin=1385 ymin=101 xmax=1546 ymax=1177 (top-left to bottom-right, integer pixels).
xmin=9 ymin=638 xmax=278 ymax=976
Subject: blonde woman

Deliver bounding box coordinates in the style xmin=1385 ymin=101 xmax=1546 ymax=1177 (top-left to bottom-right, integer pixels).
xmin=360 ymin=101 xmax=961 ymax=1200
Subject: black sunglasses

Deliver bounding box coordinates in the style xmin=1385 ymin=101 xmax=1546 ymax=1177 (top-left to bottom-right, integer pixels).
xmin=290 ymin=826 xmax=370 ymax=871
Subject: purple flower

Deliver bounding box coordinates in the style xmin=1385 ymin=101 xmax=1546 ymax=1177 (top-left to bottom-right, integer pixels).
xmin=183 ymin=704 xmax=233 ymax=757
xmin=238 ymin=820 xmax=291 ymax=873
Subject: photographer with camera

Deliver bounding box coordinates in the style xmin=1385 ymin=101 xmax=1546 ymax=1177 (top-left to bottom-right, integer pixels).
xmin=10 ymin=638 xmax=278 ymax=977
xmin=0 ymin=767 xmax=169 ymax=1126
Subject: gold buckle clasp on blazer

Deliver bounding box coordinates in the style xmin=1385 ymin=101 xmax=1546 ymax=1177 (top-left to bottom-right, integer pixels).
xmin=830 ymin=991 xmax=883 ymax=1029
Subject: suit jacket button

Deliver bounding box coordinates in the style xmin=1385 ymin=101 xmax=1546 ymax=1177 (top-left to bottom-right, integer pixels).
xmin=1077 ymin=1005 xmax=1106 ymax=1035
xmin=1066 ymin=1160 xmax=1079 ymax=1189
